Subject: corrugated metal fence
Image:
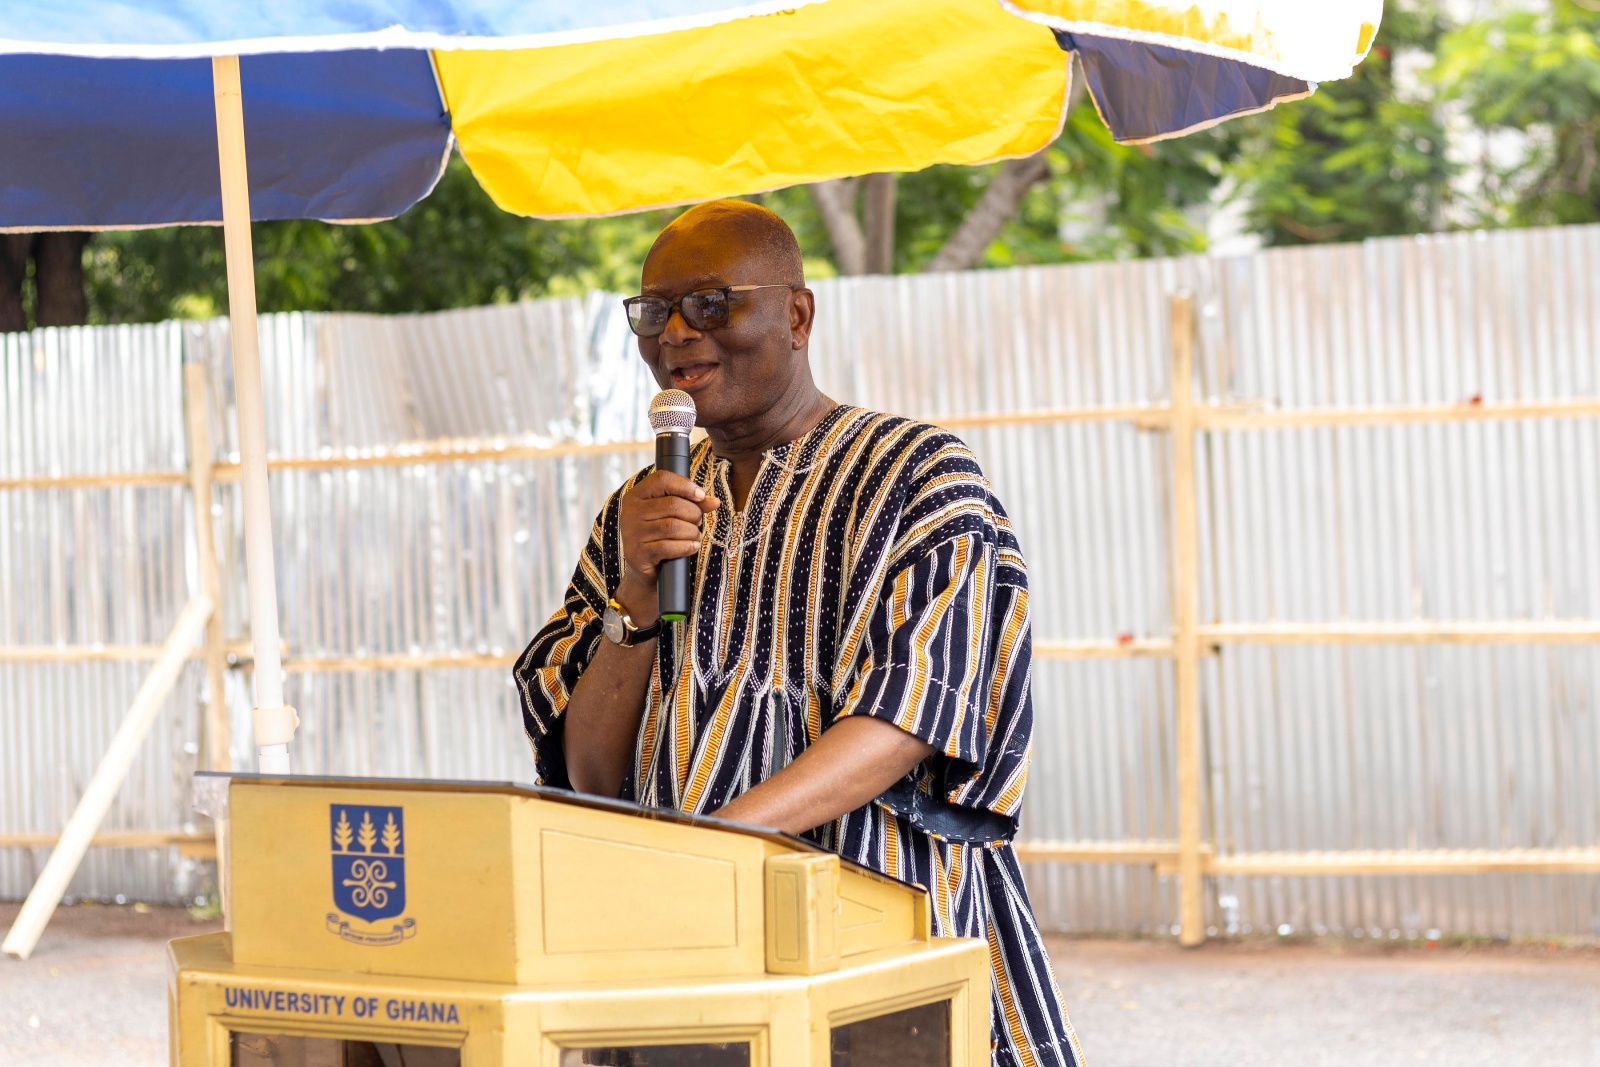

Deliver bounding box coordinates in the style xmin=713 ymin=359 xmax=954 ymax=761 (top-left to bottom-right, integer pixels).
xmin=2 ymin=224 xmax=1597 ymax=938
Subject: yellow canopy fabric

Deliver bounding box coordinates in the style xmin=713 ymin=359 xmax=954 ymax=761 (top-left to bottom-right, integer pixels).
xmin=437 ymin=0 xmax=1071 ymax=218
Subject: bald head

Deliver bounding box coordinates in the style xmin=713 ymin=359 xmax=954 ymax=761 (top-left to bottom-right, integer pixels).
xmin=646 ymin=200 xmax=804 ymax=289
xmin=634 ymin=198 xmax=819 ymax=436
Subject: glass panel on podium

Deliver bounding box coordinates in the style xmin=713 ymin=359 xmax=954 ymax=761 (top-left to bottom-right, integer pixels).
xmin=830 ymin=1000 xmax=951 ymax=1067
xmin=558 ymin=1044 xmax=751 ymax=1066
xmin=231 ymin=1032 xmax=461 ymax=1066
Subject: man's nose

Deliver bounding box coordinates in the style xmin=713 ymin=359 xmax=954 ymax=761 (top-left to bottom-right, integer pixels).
xmin=660 ymin=306 xmax=702 ymax=346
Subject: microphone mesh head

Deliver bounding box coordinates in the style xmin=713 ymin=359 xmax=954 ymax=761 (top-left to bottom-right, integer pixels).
xmin=648 ymin=389 xmax=697 ymax=435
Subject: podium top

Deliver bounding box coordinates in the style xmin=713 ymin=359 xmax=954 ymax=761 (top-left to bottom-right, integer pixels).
xmin=219 ymin=774 xmax=933 ymax=986
xmin=200 ymin=770 xmax=838 ymax=849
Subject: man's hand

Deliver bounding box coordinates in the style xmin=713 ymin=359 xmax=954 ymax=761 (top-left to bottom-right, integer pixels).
xmin=712 ymin=716 xmax=935 ymax=835
xmin=561 ymin=469 xmax=717 ymax=799
xmin=615 ymin=470 xmax=720 ymax=621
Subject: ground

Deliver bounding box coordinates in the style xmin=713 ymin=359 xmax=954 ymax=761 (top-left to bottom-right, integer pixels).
xmin=1 ymin=904 xmax=1597 ymax=1066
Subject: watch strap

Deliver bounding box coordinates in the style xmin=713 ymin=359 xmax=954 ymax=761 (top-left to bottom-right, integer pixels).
xmin=608 ymin=598 xmax=662 ymax=646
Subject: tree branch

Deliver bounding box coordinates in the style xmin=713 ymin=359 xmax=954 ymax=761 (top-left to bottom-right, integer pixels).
xmin=808 ymin=178 xmax=867 ymax=275
xmin=922 ymin=152 xmax=1053 ymax=273
xmin=922 ymin=55 xmax=1085 ymax=274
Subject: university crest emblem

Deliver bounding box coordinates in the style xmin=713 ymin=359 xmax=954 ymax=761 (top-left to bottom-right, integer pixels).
xmin=327 ymin=804 xmax=416 ymax=945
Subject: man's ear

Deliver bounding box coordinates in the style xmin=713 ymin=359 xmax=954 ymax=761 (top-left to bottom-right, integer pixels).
xmin=789 ymin=288 xmax=816 ymax=350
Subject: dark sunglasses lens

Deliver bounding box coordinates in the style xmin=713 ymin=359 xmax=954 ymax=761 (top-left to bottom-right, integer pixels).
xmin=681 ymin=289 xmax=730 ymax=330
xmin=626 ymin=298 xmax=670 ymax=337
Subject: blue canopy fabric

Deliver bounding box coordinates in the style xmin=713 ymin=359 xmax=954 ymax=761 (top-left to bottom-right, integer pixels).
xmin=1059 ymin=31 xmax=1313 ymax=144
xmin=0 ymin=1 xmax=813 ymax=55
xmin=0 ymin=51 xmax=450 ymax=229
xmin=0 ymin=0 xmax=832 ymax=229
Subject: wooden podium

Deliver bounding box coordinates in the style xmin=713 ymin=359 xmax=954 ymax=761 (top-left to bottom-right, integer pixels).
xmin=168 ymin=775 xmax=991 ymax=1066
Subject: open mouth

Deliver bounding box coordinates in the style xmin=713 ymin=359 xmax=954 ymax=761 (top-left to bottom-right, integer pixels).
xmin=670 ymin=363 xmax=718 ymax=388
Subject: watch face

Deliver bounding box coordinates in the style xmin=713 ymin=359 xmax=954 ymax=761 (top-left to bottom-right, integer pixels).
xmin=602 ymin=606 xmax=626 ymax=645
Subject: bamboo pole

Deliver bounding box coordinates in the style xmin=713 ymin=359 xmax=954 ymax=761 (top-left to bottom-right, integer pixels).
xmin=2 ymin=595 xmax=213 ymax=960
xmin=212 ymin=56 xmax=294 ymax=774
xmin=184 ymin=365 xmax=231 ymax=773
xmin=1168 ymin=294 xmax=1206 ymax=948
xmin=183 ymin=363 xmax=234 ymax=929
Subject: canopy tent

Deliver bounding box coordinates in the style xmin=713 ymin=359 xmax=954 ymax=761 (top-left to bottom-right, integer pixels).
xmin=0 ymin=1 xmax=1382 ymax=228
xmin=0 ymin=0 xmax=1382 ymax=772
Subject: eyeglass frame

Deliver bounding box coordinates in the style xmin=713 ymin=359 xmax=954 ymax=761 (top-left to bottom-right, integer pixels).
xmin=622 ymin=284 xmax=796 ymax=338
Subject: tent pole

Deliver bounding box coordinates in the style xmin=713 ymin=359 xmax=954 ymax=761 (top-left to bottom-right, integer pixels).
xmin=212 ymin=56 xmax=297 ymax=774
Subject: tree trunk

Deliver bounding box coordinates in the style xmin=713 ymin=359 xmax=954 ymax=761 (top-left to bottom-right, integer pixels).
xmin=0 ymin=234 xmax=31 ymax=333
xmin=0 ymin=231 xmax=91 ymax=331
xmin=862 ymin=173 xmax=897 ymax=274
xmin=809 ymin=178 xmax=866 ymax=275
xmin=34 ymin=232 xmax=90 ymax=327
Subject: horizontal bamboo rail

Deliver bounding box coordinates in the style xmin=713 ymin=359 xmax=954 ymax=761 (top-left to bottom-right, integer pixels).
xmin=1203 ymin=848 xmax=1600 ymax=876
xmin=1034 ymin=637 xmax=1179 ymax=659
xmin=0 ymin=470 xmax=191 ymax=492
xmin=1014 ymin=840 xmax=1189 ymax=865
xmin=281 ymin=652 xmax=516 ymax=673
xmin=0 ymin=831 xmax=216 ymax=857
xmin=1201 ymin=620 xmax=1600 ymax=645
xmin=0 ymin=640 xmax=254 ymax=664
xmin=1197 ymin=397 xmax=1600 ymax=430
xmin=1016 ymin=841 xmax=1600 ymax=876
xmin=5 ymin=393 xmax=1596 ymax=494
xmin=7 ymin=622 xmax=1596 ymax=670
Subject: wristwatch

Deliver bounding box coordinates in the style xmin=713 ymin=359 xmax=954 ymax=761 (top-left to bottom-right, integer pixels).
xmin=602 ymin=597 xmax=662 ymax=647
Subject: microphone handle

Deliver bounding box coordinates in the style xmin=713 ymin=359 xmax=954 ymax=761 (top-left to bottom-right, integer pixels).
xmin=656 ymin=432 xmax=692 ymax=622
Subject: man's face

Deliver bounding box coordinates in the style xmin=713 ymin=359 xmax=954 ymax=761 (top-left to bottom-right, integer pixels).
xmin=636 ymin=225 xmax=809 ymax=430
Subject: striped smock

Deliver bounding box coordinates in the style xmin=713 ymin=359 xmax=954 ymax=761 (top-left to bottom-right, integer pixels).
xmin=515 ymin=405 xmax=1083 ymax=1067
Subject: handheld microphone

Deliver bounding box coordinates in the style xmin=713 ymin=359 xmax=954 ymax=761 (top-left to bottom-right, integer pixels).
xmin=648 ymin=389 xmax=698 ymax=622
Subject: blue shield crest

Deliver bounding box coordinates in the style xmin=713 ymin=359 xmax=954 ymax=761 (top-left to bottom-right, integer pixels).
xmin=330 ymin=804 xmax=406 ymax=923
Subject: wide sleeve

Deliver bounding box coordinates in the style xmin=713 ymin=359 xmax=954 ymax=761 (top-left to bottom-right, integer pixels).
xmin=834 ymin=439 xmax=1036 ymax=844
xmin=512 ymin=490 xmax=625 ymax=791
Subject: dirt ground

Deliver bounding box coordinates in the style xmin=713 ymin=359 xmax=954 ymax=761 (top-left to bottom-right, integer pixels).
xmin=1 ymin=904 xmax=1597 ymax=1066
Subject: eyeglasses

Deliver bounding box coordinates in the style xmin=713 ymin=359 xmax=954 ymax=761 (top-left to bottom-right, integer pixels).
xmin=623 ymin=284 xmax=793 ymax=338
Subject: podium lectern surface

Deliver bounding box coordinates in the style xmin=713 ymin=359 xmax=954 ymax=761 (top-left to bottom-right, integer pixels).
xmin=170 ymin=775 xmax=991 ymax=1066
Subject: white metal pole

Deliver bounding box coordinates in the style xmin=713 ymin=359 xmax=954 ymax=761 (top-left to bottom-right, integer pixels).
xmin=2 ymin=596 xmax=214 ymax=960
xmin=212 ymin=55 xmax=297 ymax=773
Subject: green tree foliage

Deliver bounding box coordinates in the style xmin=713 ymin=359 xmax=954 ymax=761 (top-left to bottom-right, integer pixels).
xmin=1227 ymin=2 xmax=1456 ymax=245
xmin=1436 ymin=0 xmax=1600 ymax=227
xmin=1048 ymin=103 xmax=1233 ymax=260
xmin=766 ymin=97 xmax=1229 ymax=274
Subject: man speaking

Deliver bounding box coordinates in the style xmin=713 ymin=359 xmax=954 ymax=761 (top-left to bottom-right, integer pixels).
xmin=515 ymin=200 xmax=1083 ymax=1067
